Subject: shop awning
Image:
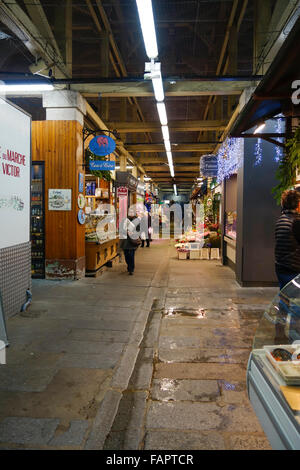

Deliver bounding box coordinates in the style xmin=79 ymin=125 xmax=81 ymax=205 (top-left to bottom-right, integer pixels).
xmin=231 ymin=16 xmax=300 ymax=136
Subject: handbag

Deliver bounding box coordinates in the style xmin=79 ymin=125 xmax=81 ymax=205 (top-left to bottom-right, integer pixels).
xmin=128 ymin=231 xmax=141 ymax=247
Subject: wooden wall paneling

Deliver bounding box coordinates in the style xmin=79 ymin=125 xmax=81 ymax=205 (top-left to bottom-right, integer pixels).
xmin=32 ymin=121 xmax=85 ymax=278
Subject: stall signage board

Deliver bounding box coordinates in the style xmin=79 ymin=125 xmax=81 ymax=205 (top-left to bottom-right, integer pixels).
xmin=89 ymin=135 xmax=116 ymax=157
xmin=116 ymin=171 xmax=138 ymax=192
xmin=89 ymin=160 xmax=116 ymax=171
xmin=0 ymin=98 xmax=31 ymax=250
xmin=117 ymin=186 xmax=128 ymax=197
xmin=49 ymin=189 xmax=72 ymax=211
xmin=200 ymin=155 xmax=218 ymax=177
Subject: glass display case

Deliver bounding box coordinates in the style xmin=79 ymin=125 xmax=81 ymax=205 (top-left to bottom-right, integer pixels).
xmin=85 ymin=213 xmax=116 ymax=244
xmin=31 ymin=163 xmax=45 ymax=278
xmin=247 ymin=275 xmax=300 ymax=449
xmin=224 ymin=210 xmax=237 ymax=240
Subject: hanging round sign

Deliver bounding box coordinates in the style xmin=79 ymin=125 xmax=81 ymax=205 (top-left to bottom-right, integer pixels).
xmin=78 ymin=209 xmax=86 ymax=225
xmin=78 ymin=193 xmax=85 ymax=209
xmin=89 ymin=135 xmax=116 ymax=157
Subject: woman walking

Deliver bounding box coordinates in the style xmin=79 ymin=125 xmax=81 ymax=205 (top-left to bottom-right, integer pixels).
xmin=120 ymin=213 xmax=141 ymax=275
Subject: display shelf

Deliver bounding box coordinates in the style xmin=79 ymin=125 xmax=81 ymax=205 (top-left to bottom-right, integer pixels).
xmin=31 ymin=163 xmax=45 ymax=279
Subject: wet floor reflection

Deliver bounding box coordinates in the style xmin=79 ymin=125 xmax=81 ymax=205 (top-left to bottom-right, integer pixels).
xmin=164 ymin=308 xmax=207 ymax=319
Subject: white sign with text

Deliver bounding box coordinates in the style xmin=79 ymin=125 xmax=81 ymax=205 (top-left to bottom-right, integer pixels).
xmin=0 ymin=98 xmax=31 ymax=249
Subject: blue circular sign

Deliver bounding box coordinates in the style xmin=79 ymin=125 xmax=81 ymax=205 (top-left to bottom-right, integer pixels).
xmin=89 ymin=135 xmax=116 ymax=157
xmin=78 ymin=209 xmax=86 ymax=225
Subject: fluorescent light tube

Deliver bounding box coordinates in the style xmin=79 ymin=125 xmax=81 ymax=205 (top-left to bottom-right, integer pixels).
xmin=173 ymin=184 xmax=177 ymax=196
xmin=136 ymin=0 xmax=158 ymax=59
xmin=254 ymin=123 xmax=266 ymax=134
xmin=0 ymin=83 xmax=54 ymax=92
xmin=170 ymin=166 xmax=175 ymax=178
xmin=152 ymin=74 xmax=164 ymax=102
xmin=166 ymin=151 xmax=173 ymax=164
xmin=164 ymin=140 xmax=171 ymax=152
xmin=161 ymin=125 xmax=170 ymax=142
xmin=156 ymin=102 xmax=168 ymax=126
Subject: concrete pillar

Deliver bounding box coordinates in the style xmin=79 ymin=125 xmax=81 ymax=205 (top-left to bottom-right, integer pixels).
xmin=42 ymin=90 xmax=86 ymax=126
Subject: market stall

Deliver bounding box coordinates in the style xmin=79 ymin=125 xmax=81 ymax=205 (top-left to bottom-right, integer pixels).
xmin=83 ymin=131 xmax=119 ymax=276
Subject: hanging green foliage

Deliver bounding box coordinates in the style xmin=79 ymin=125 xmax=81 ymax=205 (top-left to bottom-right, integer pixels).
xmin=272 ymin=128 xmax=300 ymax=204
xmin=85 ymin=148 xmax=112 ymax=182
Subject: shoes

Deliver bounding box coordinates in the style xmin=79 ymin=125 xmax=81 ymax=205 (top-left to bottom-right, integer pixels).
xmin=129 ymin=272 xmax=133 ymax=275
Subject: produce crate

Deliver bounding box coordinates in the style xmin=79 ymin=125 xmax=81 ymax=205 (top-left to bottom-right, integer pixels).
xmin=178 ymin=251 xmax=188 ymax=260
xmin=190 ymin=250 xmax=201 ymax=259
xmin=200 ymin=248 xmax=210 ymax=259
xmin=210 ymin=248 xmax=220 ymax=259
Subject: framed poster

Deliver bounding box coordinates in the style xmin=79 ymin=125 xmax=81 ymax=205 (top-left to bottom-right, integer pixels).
xmin=49 ymin=189 xmax=72 ymax=211
xmin=0 ymin=97 xmax=31 ymax=249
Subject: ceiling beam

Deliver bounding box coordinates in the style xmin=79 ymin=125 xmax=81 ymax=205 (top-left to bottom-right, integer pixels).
xmin=140 ymin=156 xmax=201 ymax=164
xmin=107 ymin=120 xmax=227 ymax=133
xmin=0 ymin=0 xmax=69 ymax=77
xmin=125 ymin=143 xmax=215 ymax=152
xmin=144 ymin=166 xmax=199 ymax=172
xmin=23 ymin=0 xmax=64 ymax=63
xmin=68 ymin=79 xmax=258 ymax=98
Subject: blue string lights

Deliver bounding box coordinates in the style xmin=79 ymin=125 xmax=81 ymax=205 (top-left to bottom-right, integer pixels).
xmin=217 ymin=137 xmax=243 ymax=183
xmin=275 ymin=114 xmax=284 ymax=163
xmin=254 ymin=138 xmax=263 ymax=166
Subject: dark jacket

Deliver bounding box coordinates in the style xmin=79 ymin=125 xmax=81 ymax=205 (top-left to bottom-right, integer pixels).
xmin=275 ymin=210 xmax=300 ymax=273
xmin=120 ymin=217 xmax=140 ymax=251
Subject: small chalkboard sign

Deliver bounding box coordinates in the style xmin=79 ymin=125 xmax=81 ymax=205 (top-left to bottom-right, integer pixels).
xmin=0 ymin=289 xmax=9 ymax=347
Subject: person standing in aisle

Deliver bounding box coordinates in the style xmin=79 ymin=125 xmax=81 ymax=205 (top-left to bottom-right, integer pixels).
xmin=141 ymin=211 xmax=152 ymax=248
xmin=120 ymin=212 xmax=141 ymax=275
xmin=275 ymin=189 xmax=300 ymax=290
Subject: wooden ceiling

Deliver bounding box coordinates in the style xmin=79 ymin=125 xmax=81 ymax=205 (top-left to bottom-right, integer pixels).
xmin=0 ymin=0 xmax=257 ymax=193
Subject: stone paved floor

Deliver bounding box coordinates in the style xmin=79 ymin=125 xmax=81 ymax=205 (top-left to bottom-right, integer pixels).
xmin=0 ymin=240 xmax=278 ymax=450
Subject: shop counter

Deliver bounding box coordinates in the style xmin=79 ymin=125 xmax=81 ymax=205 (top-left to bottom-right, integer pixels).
xmin=85 ymin=238 xmax=119 ymax=275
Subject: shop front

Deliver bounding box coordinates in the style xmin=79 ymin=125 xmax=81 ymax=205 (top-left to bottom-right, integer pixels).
xmin=29 ymin=91 xmax=122 ymax=280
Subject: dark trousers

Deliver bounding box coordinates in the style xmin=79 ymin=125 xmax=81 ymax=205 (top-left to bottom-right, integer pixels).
xmin=275 ymin=268 xmax=298 ymax=343
xmin=124 ymin=249 xmax=135 ymax=273
xmin=276 ymin=268 xmax=298 ymax=291
xmin=141 ymin=239 xmax=150 ymax=247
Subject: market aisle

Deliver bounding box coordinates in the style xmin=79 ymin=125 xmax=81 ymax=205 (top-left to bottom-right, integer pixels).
xmin=104 ymin=240 xmax=278 ymax=451
xmin=0 ymin=240 xmax=170 ymax=450
xmin=0 ymin=239 xmax=278 ymax=450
